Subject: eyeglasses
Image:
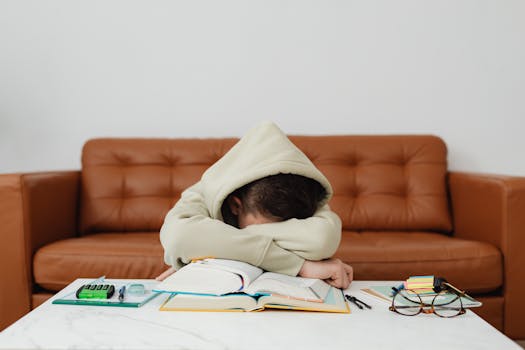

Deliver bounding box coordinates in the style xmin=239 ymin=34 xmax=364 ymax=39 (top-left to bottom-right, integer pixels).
xmin=389 ymin=282 xmax=468 ymax=318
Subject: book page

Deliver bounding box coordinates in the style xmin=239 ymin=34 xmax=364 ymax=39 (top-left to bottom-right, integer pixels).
xmin=258 ymin=286 xmax=349 ymax=313
xmin=245 ymin=272 xmax=330 ymax=302
xmin=160 ymin=293 xmax=259 ymax=312
xmin=155 ymin=265 xmax=244 ymax=296
xmin=197 ymin=259 xmax=264 ymax=287
xmin=154 ymin=259 xmax=264 ymax=296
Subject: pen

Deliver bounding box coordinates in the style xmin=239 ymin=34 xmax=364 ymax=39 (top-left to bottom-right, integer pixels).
xmin=345 ymin=294 xmax=372 ymax=310
xmin=352 ymin=296 xmax=372 ymax=309
xmin=345 ymin=294 xmax=363 ymax=309
xmin=118 ymin=286 xmax=126 ymax=302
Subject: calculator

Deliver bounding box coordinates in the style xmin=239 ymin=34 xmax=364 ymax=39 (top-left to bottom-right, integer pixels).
xmin=75 ymin=284 xmax=115 ymax=299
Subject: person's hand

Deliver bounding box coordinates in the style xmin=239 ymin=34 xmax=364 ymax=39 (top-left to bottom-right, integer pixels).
xmin=298 ymin=258 xmax=353 ymax=289
xmin=155 ymin=267 xmax=177 ymax=281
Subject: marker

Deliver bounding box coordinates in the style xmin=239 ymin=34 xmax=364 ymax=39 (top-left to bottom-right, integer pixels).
xmin=390 ymin=284 xmax=405 ymax=296
xmin=118 ymin=286 xmax=126 ymax=302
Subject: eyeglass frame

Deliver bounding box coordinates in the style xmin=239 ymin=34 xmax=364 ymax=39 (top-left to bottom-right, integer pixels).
xmin=388 ymin=282 xmax=468 ymax=318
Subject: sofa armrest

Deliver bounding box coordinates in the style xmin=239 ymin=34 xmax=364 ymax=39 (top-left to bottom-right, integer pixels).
xmin=0 ymin=171 xmax=80 ymax=330
xmin=448 ymin=171 xmax=525 ymax=338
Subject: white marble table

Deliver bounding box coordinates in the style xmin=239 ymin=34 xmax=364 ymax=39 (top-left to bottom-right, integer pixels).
xmin=0 ymin=279 xmax=519 ymax=350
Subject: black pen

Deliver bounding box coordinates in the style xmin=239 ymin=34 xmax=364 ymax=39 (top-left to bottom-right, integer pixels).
xmin=345 ymin=294 xmax=372 ymax=310
xmin=118 ymin=286 xmax=126 ymax=302
xmin=345 ymin=294 xmax=363 ymax=309
xmin=353 ymin=296 xmax=372 ymax=309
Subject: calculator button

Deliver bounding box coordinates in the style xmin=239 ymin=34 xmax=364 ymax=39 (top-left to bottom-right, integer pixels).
xmin=107 ymin=285 xmax=115 ymax=298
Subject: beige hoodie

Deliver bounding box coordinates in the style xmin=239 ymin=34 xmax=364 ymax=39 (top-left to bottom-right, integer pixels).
xmin=160 ymin=121 xmax=342 ymax=276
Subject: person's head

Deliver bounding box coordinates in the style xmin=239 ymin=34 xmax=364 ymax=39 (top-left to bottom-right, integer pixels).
xmin=221 ymin=173 xmax=327 ymax=228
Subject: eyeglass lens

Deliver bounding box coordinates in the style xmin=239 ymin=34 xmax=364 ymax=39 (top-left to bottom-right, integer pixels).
xmin=432 ymin=292 xmax=463 ymax=317
xmin=392 ymin=290 xmax=422 ymax=316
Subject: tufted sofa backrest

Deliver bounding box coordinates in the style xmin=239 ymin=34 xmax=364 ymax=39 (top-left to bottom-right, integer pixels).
xmin=290 ymin=136 xmax=451 ymax=232
xmin=80 ymin=135 xmax=451 ymax=235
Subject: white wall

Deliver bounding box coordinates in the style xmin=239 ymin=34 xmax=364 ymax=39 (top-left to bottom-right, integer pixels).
xmin=1 ymin=0 xmax=524 ymax=175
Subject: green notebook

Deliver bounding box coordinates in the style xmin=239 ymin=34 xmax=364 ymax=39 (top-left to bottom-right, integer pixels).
xmin=52 ymin=278 xmax=161 ymax=308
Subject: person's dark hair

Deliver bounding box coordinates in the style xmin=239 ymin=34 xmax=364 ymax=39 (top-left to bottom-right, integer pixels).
xmin=221 ymin=173 xmax=327 ymax=227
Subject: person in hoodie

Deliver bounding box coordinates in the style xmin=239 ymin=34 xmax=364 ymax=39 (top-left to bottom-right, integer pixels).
xmin=159 ymin=122 xmax=353 ymax=289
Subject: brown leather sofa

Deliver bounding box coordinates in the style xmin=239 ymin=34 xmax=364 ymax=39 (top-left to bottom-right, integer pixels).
xmin=1 ymin=135 xmax=524 ymax=338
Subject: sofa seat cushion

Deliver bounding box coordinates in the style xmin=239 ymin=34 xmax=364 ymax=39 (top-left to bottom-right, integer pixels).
xmin=335 ymin=231 xmax=502 ymax=294
xmin=33 ymin=233 xmax=169 ymax=291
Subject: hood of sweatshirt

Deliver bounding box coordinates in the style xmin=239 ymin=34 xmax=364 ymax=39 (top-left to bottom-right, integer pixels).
xmin=201 ymin=121 xmax=333 ymax=220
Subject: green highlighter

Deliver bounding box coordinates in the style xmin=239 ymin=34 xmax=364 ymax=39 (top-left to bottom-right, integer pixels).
xmin=76 ymin=284 xmax=115 ymax=299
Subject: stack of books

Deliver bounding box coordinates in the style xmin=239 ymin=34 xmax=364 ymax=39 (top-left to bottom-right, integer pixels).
xmin=154 ymin=258 xmax=349 ymax=313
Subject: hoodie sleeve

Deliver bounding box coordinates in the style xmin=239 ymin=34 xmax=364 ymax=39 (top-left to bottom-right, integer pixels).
xmin=160 ymin=182 xmax=306 ymax=276
xmin=244 ymin=204 xmax=342 ymax=261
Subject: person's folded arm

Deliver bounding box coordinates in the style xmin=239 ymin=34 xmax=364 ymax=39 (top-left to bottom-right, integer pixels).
xmin=243 ymin=204 xmax=342 ymax=261
xmin=160 ymin=182 xmax=305 ymax=276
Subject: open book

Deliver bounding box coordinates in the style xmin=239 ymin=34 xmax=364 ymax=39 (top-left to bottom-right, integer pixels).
xmin=155 ymin=259 xmax=349 ymax=313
